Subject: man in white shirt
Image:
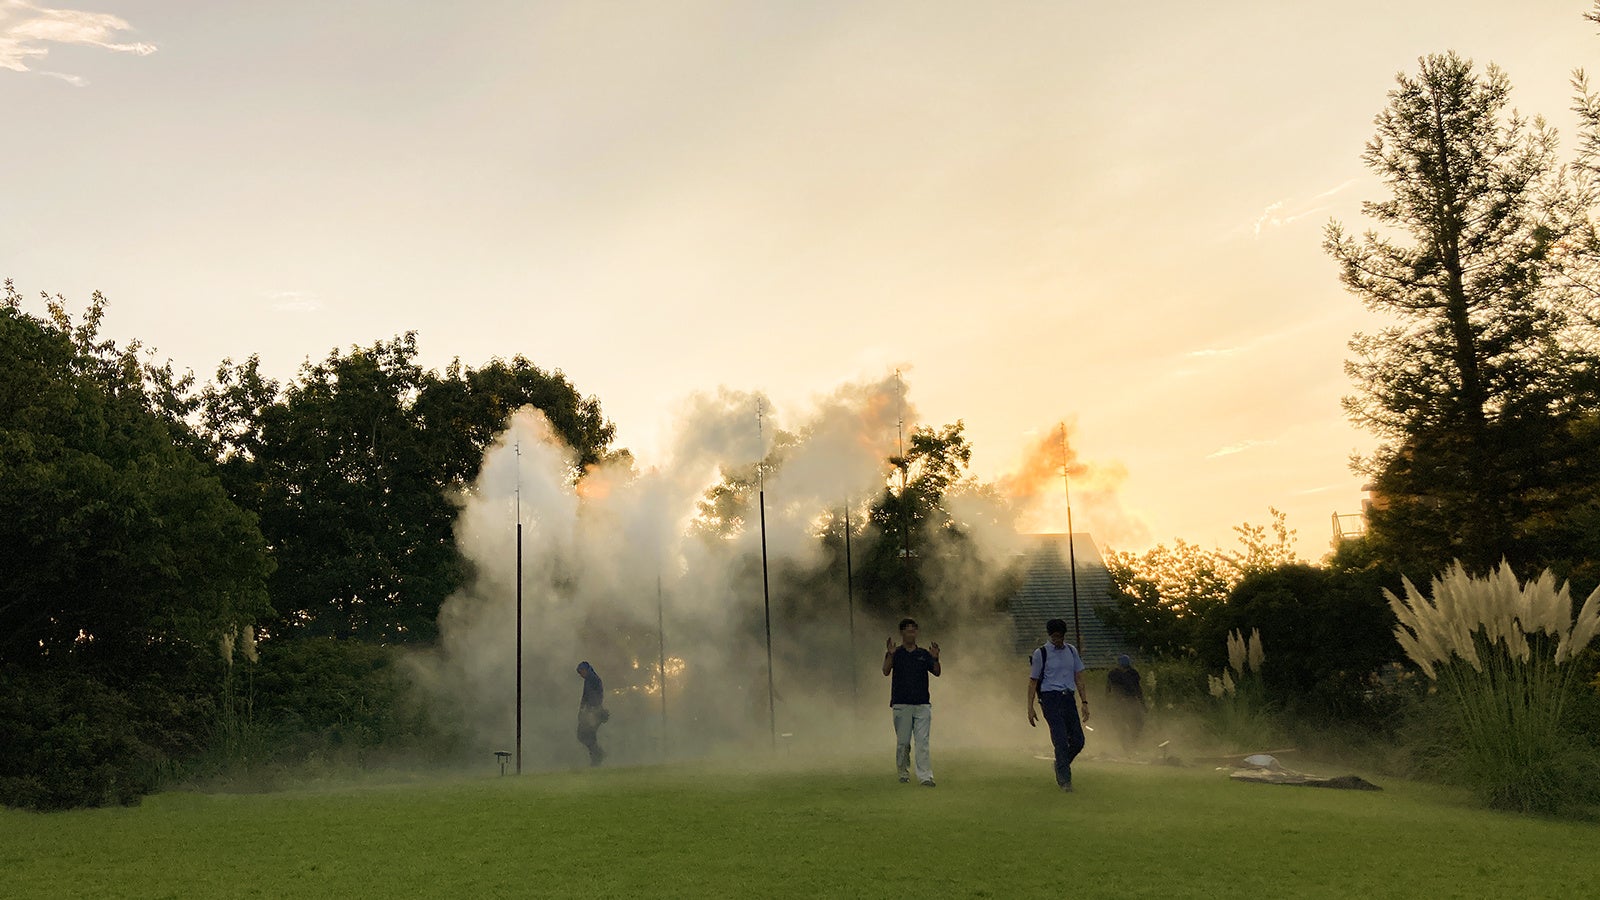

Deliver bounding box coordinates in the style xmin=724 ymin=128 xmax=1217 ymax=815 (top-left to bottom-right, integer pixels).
xmin=1026 ymin=618 xmax=1089 ymax=792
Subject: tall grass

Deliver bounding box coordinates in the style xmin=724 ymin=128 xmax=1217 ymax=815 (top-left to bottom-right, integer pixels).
xmin=1388 ymin=562 xmax=1600 ymax=814
xmin=1205 ymin=628 xmax=1275 ymax=748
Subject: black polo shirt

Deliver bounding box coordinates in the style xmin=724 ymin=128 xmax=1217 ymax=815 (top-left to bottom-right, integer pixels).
xmin=580 ymin=671 xmax=604 ymax=709
xmin=889 ymin=646 xmax=937 ymax=705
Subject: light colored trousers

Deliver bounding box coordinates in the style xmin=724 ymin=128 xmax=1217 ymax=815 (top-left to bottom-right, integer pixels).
xmin=891 ymin=703 xmax=933 ymax=783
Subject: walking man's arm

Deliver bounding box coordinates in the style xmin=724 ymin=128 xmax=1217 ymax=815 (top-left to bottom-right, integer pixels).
xmin=1026 ymin=650 xmax=1041 ymax=726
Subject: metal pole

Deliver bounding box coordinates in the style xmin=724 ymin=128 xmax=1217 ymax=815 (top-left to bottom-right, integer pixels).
xmin=515 ymin=441 xmax=523 ymax=775
xmin=1061 ymin=424 xmax=1082 ymax=651
xmin=657 ymin=572 xmax=668 ymax=756
xmin=844 ymin=499 xmax=858 ymax=715
xmin=896 ymin=370 xmax=913 ymax=614
xmin=758 ymin=401 xmax=776 ymax=748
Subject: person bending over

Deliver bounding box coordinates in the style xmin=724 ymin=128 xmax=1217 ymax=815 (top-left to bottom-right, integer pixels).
xmin=575 ymin=661 xmax=609 ymax=766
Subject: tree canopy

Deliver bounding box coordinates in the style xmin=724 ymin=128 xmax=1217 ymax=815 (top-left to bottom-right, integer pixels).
xmin=1326 ymin=52 xmax=1600 ymax=577
xmin=209 ymin=336 xmax=619 ymax=643
xmin=0 ymin=284 xmax=272 ymax=672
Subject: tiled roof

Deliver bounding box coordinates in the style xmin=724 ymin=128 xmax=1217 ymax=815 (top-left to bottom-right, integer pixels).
xmin=1008 ymin=533 xmax=1135 ymax=667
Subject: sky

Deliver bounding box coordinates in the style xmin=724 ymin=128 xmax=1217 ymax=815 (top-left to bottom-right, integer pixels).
xmin=3 ymin=0 xmax=1598 ymax=558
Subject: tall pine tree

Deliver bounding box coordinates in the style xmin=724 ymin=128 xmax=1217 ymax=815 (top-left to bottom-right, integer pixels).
xmin=1327 ymin=53 xmax=1600 ymax=576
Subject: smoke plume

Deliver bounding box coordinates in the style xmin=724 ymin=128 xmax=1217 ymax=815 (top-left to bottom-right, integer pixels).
xmin=414 ymin=377 xmax=1137 ymax=770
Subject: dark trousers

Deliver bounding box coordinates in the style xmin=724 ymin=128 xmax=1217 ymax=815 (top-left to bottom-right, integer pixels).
xmin=1039 ymin=690 xmax=1085 ymax=786
xmin=577 ymin=709 xmax=605 ymax=766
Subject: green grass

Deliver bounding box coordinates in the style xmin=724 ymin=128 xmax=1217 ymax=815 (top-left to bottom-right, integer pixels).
xmin=1 ymin=751 xmax=1594 ymax=899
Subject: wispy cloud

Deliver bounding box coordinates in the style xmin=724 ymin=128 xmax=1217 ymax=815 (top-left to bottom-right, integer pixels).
xmin=1182 ymin=317 xmax=1337 ymax=364
xmin=1206 ymin=439 xmax=1274 ymax=459
xmin=1185 ymin=346 xmax=1244 ymax=359
xmin=0 ymin=1 xmax=156 ymax=85
xmin=266 ymin=290 xmax=322 ymax=313
xmin=1250 ymin=178 xmax=1357 ymax=238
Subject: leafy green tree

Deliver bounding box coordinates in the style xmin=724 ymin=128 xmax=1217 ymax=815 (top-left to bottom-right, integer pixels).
xmin=687 ymin=418 xmax=1012 ymax=625
xmin=1231 ymin=508 xmax=1300 ymax=577
xmin=245 ymin=338 xmax=617 ymax=642
xmin=1101 ymin=540 xmax=1234 ymax=658
xmin=1101 ymin=510 xmax=1299 ymax=657
xmin=0 ymin=284 xmax=273 ymax=669
xmin=197 ymin=355 xmax=281 ymax=504
xmin=0 ymin=284 xmax=273 ymax=808
xmin=1213 ymin=564 xmax=1399 ymax=718
xmin=1326 ymin=52 xmax=1600 ymax=575
xmin=251 ymin=335 xmax=458 ymax=642
xmin=857 ymin=421 xmax=975 ymax=617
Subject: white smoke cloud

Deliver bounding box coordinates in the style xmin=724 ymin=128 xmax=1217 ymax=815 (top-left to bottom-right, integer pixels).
xmin=413 ymin=373 xmax=1040 ymax=770
xmin=0 ymin=1 xmax=156 ymax=84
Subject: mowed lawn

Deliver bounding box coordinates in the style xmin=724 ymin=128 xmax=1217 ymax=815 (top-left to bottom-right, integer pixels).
xmin=1 ymin=751 xmax=1593 ymax=899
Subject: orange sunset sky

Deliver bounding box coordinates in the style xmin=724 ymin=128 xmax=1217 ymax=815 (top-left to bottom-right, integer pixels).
xmin=4 ymin=1 xmax=1596 ymax=556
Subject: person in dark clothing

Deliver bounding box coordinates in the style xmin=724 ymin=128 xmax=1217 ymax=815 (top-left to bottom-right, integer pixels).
xmin=1026 ymin=618 xmax=1088 ymax=792
xmin=882 ymin=617 xmax=941 ymax=786
xmin=575 ymin=661 xmax=608 ymax=766
xmin=1104 ymin=653 xmax=1146 ymax=753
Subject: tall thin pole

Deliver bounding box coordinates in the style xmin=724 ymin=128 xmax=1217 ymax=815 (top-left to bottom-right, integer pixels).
xmin=515 ymin=440 xmax=523 ymax=775
xmin=657 ymin=571 xmax=668 ymax=756
xmin=758 ymin=400 xmax=776 ymax=748
xmin=1061 ymin=424 xmax=1082 ymax=651
xmin=895 ymin=370 xmax=913 ymax=614
xmin=843 ymin=498 xmax=858 ymax=714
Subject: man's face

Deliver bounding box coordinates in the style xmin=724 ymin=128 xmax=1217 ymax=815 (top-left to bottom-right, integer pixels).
xmin=575 ymin=665 xmax=588 ymax=678
xmin=901 ymin=624 xmax=919 ymax=644
xmin=1048 ymin=631 xmax=1066 ymax=647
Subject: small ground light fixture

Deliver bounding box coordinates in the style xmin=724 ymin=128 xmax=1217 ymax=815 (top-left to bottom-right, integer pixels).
xmin=495 ymin=750 xmax=512 ymax=776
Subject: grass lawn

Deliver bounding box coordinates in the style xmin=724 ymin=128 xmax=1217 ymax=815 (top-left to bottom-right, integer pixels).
xmin=1 ymin=751 xmax=1593 ymax=899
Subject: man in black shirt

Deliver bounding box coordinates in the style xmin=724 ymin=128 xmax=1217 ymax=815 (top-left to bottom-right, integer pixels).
xmin=575 ymin=661 xmax=608 ymax=766
xmin=1105 ymin=653 xmax=1145 ymax=753
xmin=882 ymin=617 xmax=941 ymax=786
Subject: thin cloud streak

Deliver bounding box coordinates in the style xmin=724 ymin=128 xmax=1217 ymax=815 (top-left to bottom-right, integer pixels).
xmin=1207 ymin=439 xmax=1274 ymax=459
xmin=0 ymin=0 xmax=156 ymax=83
xmin=266 ymin=290 xmax=322 ymax=313
xmin=1184 ymin=315 xmax=1351 ymax=364
xmin=1250 ymin=178 xmax=1358 ymax=238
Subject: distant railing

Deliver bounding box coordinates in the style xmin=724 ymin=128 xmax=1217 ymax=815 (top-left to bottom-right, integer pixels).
xmin=1331 ymin=512 xmax=1367 ymax=547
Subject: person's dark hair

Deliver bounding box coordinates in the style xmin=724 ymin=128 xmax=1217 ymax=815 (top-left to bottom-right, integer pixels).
xmin=1045 ymin=618 xmax=1068 ymax=636
xmin=898 ymin=618 xmax=918 ymax=632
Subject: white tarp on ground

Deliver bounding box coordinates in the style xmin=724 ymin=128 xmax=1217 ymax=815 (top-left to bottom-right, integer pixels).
xmin=1228 ymin=755 xmax=1381 ymax=791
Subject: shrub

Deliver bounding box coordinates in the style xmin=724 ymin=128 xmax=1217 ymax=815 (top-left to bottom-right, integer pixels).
xmin=1388 ymin=563 xmax=1600 ymax=814
xmin=1204 ymin=629 xmax=1276 ymax=748
xmin=191 ymin=637 xmax=463 ymax=787
xmin=1215 ymin=564 xmax=1400 ymax=721
xmin=0 ymin=670 xmax=168 ymax=810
